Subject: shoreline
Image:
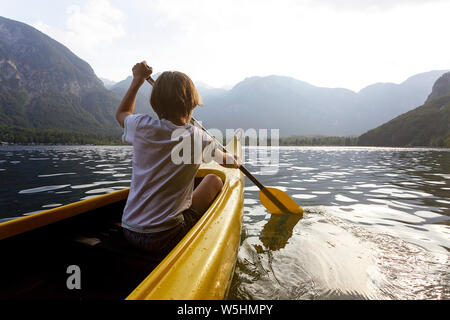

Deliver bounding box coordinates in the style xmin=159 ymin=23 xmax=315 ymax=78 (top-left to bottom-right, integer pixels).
xmin=1 ymin=144 xmax=450 ymax=151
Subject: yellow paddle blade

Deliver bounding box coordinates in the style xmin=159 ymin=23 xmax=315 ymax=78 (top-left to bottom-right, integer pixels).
xmin=259 ymin=187 xmax=304 ymax=215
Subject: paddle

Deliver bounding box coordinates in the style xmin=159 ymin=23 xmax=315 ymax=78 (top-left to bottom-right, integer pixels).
xmin=145 ymin=74 xmax=303 ymax=215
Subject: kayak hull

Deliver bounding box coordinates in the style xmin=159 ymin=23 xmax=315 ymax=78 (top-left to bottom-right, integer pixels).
xmin=127 ymin=137 xmax=244 ymax=300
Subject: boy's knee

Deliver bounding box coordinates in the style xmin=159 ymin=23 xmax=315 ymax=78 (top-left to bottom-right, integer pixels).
xmin=205 ymin=174 xmax=223 ymax=192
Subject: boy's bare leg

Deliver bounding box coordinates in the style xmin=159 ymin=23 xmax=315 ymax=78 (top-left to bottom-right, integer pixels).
xmin=192 ymin=174 xmax=224 ymax=214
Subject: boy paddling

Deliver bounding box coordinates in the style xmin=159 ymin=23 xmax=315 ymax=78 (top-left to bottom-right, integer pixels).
xmin=116 ymin=61 xmax=240 ymax=259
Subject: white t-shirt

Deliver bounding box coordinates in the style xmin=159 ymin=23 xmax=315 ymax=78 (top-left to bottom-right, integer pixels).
xmin=121 ymin=114 xmax=213 ymax=233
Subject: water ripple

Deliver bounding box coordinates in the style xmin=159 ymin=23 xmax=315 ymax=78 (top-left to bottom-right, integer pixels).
xmin=1 ymin=145 xmax=449 ymax=300
xmin=229 ymin=146 xmax=450 ymax=300
xmin=19 ymin=185 xmax=71 ymax=194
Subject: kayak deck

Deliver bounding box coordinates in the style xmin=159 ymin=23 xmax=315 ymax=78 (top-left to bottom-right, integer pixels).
xmin=0 ymin=138 xmax=244 ymax=300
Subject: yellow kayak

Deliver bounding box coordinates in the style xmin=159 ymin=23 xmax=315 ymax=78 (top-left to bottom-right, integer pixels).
xmin=0 ymin=138 xmax=244 ymax=300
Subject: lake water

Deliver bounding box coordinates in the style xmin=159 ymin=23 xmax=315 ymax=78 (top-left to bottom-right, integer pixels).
xmin=0 ymin=145 xmax=449 ymax=299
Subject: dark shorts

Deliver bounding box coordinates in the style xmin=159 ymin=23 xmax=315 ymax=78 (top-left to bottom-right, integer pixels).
xmin=122 ymin=206 xmax=203 ymax=260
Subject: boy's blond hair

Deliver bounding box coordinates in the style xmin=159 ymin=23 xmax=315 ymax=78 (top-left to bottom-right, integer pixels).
xmin=150 ymin=71 xmax=203 ymax=120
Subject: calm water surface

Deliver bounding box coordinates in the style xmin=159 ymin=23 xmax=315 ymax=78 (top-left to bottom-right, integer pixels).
xmin=0 ymin=145 xmax=449 ymax=299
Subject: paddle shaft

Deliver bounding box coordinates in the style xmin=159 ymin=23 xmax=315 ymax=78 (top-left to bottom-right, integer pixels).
xmin=145 ymin=76 xmax=291 ymax=213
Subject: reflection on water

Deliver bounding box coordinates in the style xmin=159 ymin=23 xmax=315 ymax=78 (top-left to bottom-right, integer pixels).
xmin=0 ymin=145 xmax=449 ymax=299
xmin=259 ymin=214 xmax=303 ymax=251
xmin=0 ymin=146 xmax=132 ymax=220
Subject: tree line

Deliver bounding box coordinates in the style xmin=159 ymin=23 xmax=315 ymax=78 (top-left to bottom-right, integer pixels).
xmin=279 ymin=136 xmax=358 ymax=146
xmin=0 ymin=126 xmax=122 ymax=145
xmin=1 ymin=126 xmax=363 ymax=146
xmin=4 ymin=127 xmax=447 ymax=147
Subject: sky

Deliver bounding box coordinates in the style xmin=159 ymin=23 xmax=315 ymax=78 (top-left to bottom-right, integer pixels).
xmin=1 ymin=0 xmax=449 ymax=91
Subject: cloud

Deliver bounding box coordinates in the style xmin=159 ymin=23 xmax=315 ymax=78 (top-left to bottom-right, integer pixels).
xmin=144 ymin=0 xmax=307 ymax=84
xmin=141 ymin=0 xmax=450 ymax=90
xmin=33 ymin=0 xmax=126 ymax=54
xmin=29 ymin=0 xmax=450 ymax=90
xmin=307 ymin=0 xmax=446 ymax=11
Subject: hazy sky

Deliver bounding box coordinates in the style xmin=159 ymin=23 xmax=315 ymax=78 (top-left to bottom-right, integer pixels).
xmin=1 ymin=0 xmax=449 ymax=90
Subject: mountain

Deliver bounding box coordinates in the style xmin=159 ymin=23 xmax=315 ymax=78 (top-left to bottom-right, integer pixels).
xmin=0 ymin=16 xmax=122 ymax=144
xmin=355 ymin=70 xmax=449 ymax=132
xmin=109 ymin=76 xmax=228 ymax=119
xmin=427 ymin=72 xmax=450 ymax=102
xmin=194 ymin=71 xmax=448 ymax=136
xmin=195 ymin=81 xmax=228 ymax=100
xmin=358 ymin=72 xmax=450 ymax=147
xmin=194 ymin=75 xmax=356 ymax=136
xmin=110 ymin=76 xmax=156 ymax=117
xmin=100 ymin=78 xmax=117 ymax=90
xmin=1 ymin=16 xmax=448 ymax=144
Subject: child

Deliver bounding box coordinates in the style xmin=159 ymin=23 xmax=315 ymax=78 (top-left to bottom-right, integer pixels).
xmin=116 ymin=61 xmax=240 ymax=259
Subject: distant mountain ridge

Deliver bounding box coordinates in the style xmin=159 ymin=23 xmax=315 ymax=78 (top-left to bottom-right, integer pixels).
xmin=193 ymin=70 xmax=448 ymax=136
xmin=100 ymin=78 xmax=117 ymax=90
xmin=109 ymin=75 xmax=228 ymax=119
xmin=426 ymin=72 xmax=450 ymax=103
xmin=109 ymin=76 xmax=156 ymax=117
xmin=0 ymin=16 xmax=122 ymax=144
xmin=0 ymin=17 xmax=102 ymax=96
xmin=358 ymin=72 xmax=450 ymax=147
xmin=0 ymin=16 xmax=448 ymax=144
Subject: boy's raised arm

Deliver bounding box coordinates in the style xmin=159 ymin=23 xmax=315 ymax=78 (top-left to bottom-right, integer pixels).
xmin=116 ymin=61 xmax=153 ymax=128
